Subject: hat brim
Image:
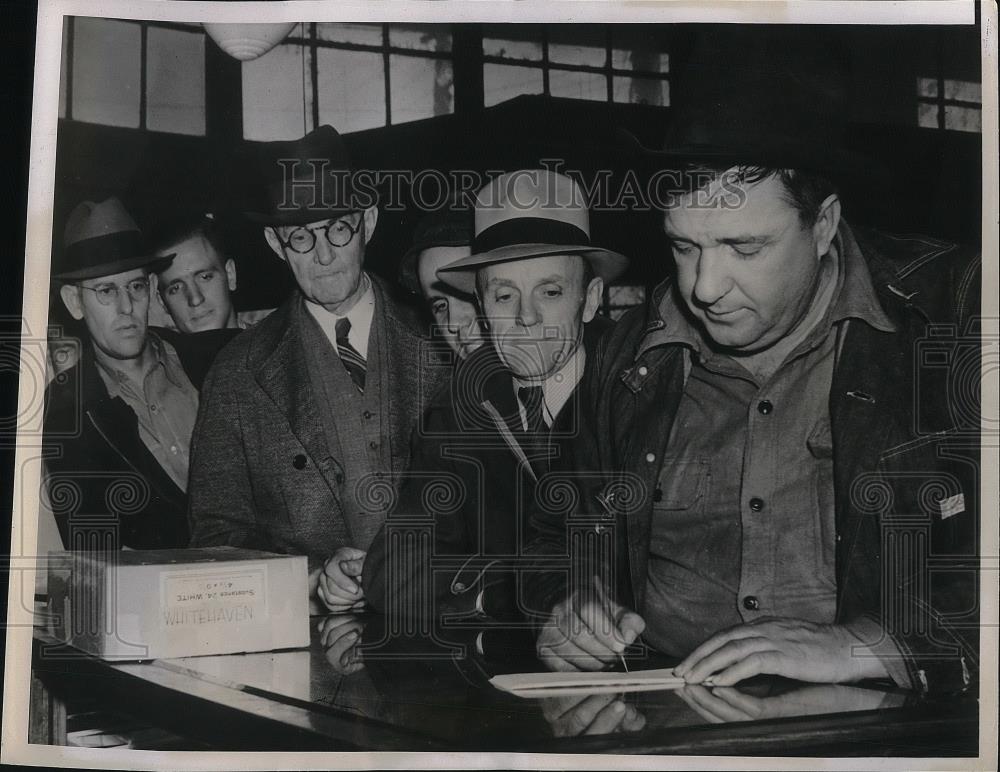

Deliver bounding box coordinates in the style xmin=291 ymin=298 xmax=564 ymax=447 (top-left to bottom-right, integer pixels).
xmin=243 ymin=206 xmax=357 ymax=226
xmin=437 ymin=244 xmax=629 ymax=295
xmin=52 ymin=253 xmax=175 ymax=283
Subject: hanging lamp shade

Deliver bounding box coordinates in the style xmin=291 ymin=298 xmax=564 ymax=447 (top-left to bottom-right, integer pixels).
xmin=203 ymin=22 xmax=297 ymax=61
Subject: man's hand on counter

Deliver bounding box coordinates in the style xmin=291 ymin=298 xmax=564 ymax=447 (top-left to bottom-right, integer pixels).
xmin=674 ymin=618 xmax=891 ymax=686
xmin=314 ymin=547 xmax=368 ymax=613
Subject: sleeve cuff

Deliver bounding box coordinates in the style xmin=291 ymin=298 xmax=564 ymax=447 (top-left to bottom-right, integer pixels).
xmin=844 ymin=616 xmax=913 ymax=690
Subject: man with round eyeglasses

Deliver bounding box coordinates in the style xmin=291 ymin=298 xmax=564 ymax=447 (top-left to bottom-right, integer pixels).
xmin=43 ymin=197 xmax=237 ymax=549
xmin=188 ymin=125 xmax=449 ymax=614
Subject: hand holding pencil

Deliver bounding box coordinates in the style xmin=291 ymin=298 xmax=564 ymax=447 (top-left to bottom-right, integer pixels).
xmin=536 ymin=575 xmax=646 ymax=673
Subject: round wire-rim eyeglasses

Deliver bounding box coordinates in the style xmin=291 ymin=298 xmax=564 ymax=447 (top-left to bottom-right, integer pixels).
xmin=276 ymin=212 xmax=364 ymax=254
xmin=78 ymin=278 xmax=150 ymax=306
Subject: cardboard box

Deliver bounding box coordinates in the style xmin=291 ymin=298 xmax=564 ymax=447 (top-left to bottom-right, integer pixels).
xmin=47 ymin=546 xmax=310 ymax=660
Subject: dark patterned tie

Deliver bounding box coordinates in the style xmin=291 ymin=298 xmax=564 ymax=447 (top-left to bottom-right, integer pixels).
xmin=335 ymin=318 xmax=366 ymax=393
xmin=517 ymin=386 xmax=545 ymax=435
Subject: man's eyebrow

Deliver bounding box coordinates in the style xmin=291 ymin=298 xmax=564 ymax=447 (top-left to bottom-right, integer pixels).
xmin=718 ymin=235 xmax=768 ymax=245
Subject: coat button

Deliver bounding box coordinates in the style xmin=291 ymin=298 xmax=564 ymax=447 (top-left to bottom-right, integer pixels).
xmin=292 ymin=454 xmax=307 ymax=469
xmin=653 ymin=488 xmax=663 ymax=503
xmin=369 ymin=441 xmax=379 ymax=450
xmin=638 ymin=366 xmax=648 ymax=377
xmin=363 ymin=410 xmax=373 ymax=420
xmin=757 ymin=400 xmax=773 ymax=415
xmin=453 ymin=582 xmax=466 ymax=592
xmin=749 ymin=497 xmax=764 ymax=512
xmin=645 ymin=452 xmax=655 ymax=463
xmin=743 ymin=595 xmax=760 ymax=610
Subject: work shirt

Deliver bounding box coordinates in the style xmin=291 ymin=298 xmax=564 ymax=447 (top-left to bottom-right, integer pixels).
xmin=95 ymin=333 xmax=200 ymax=492
xmin=643 ymin=229 xmax=896 ymax=658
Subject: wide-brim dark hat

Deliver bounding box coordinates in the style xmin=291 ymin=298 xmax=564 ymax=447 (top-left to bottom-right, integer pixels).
xmin=398 ymin=206 xmax=474 ymax=294
xmin=622 ymin=27 xmax=879 ymax=184
xmin=53 ymin=197 xmax=173 ymax=282
xmin=438 ymin=170 xmax=628 ymax=296
xmin=244 ymin=124 xmax=373 ymax=226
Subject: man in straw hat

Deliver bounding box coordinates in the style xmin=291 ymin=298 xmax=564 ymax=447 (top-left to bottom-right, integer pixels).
xmin=43 ymin=196 xmax=236 ymax=549
xmin=365 ymin=169 xmax=625 ymax=635
xmin=528 ymin=28 xmax=979 ymax=695
xmin=187 ymin=125 xmax=448 ymax=613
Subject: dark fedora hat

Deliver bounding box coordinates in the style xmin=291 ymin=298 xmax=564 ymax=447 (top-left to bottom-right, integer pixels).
xmin=397 ymin=206 xmax=474 ymax=294
xmin=53 ymin=197 xmax=173 ymax=283
xmin=245 ymin=124 xmax=374 ymax=226
xmin=624 ymin=27 xmax=877 ymax=183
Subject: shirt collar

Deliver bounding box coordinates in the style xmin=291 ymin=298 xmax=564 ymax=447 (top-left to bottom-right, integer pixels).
xmin=304 ymin=273 xmax=376 ymax=358
xmin=513 ymin=344 xmax=586 ymax=426
xmin=640 ymin=219 xmax=896 ymax=361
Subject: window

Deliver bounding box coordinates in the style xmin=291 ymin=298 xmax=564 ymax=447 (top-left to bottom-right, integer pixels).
xmin=243 ymin=23 xmax=455 ymax=141
xmin=917 ymin=77 xmax=982 ymax=133
xmin=60 ymin=17 xmax=206 ymax=136
xmin=482 ymin=25 xmax=669 ymax=108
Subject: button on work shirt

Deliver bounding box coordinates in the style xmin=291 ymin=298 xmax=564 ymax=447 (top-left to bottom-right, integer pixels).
xmin=95 ymin=333 xmax=200 ymax=492
xmin=643 ymin=228 xmax=896 ymax=660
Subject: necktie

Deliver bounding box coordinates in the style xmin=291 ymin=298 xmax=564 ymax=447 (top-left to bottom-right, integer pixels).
xmin=518 ymin=386 xmax=546 ymax=435
xmin=335 ymin=318 xmax=366 ymax=393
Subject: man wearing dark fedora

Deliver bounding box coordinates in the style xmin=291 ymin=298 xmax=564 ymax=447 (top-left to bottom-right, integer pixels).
xmin=187 ymin=125 xmax=448 ymax=613
xmin=397 ymin=205 xmax=485 ymax=361
xmin=365 ymin=170 xmax=625 ymax=635
xmin=43 ymin=197 xmax=236 ymax=549
xmin=528 ymin=28 xmax=979 ymax=696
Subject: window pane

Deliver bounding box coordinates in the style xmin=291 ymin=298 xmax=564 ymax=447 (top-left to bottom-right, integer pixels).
xmin=389 ymin=24 xmax=451 ymax=52
xmin=59 ymin=18 xmax=70 ymax=118
xmin=483 ymin=25 xmax=543 ymax=61
xmin=484 ymin=63 xmax=543 ymax=107
xmin=943 ymin=79 xmax=981 ymax=103
xmin=613 ymin=76 xmax=669 ymax=106
xmin=146 ymin=27 xmax=205 ymax=135
xmin=550 ymin=69 xmax=606 ymax=102
xmin=316 ymin=48 xmax=385 ymax=133
xmin=612 ymin=28 xmax=669 ymax=72
xmin=917 ymin=101 xmax=939 ymax=129
xmin=390 ymin=55 xmax=453 ymax=124
xmin=242 ymin=43 xmax=308 ymax=141
xmin=944 ymin=105 xmax=981 ymax=132
xmin=316 ymin=22 xmax=382 ymax=47
xmin=916 ymin=77 xmax=938 ymax=98
xmin=71 ymin=17 xmax=141 ymax=128
xmin=548 ymin=25 xmax=606 ymax=68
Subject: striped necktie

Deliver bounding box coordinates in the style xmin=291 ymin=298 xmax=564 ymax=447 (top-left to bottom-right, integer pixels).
xmin=517 ymin=385 xmax=545 ymax=435
xmin=335 ymin=318 xmax=366 ymax=393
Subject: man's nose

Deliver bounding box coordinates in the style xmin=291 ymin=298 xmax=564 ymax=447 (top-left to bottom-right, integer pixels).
xmin=312 ymin=237 xmax=337 ymax=267
xmin=447 ymin=305 xmax=474 ymax=336
xmin=692 ymin=249 xmax=731 ymax=307
xmin=116 ymin=286 xmax=134 ymax=314
xmin=185 ymin=282 xmax=205 ymax=307
xmin=517 ymin=295 xmax=539 ymax=327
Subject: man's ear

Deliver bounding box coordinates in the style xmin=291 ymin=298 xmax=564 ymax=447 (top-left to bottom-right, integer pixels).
xmin=361 ymin=206 xmax=379 ymax=242
xmin=59 ymin=284 xmax=84 ymax=321
xmin=224 ymin=258 xmax=237 ymax=291
xmin=812 ymin=194 xmax=842 ymax=258
xmin=581 ymin=275 xmax=604 ymax=324
xmin=263 ymin=227 xmax=286 ymax=261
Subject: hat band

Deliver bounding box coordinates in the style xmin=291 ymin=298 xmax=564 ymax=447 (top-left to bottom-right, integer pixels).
xmin=473 ymin=218 xmax=590 ymax=254
xmin=64 ymin=231 xmax=146 ymax=273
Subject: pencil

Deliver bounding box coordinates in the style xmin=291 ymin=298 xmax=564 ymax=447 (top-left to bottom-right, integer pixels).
xmin=592 ymin=576 xmax=629 ymax=672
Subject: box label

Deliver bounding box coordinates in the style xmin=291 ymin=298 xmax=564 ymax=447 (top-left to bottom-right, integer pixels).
xmin=160 ymin=566 xmax=268 ymax=628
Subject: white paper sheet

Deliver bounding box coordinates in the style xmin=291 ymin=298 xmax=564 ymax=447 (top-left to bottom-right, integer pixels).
xmin=490 ymin=667 xmax=690 ymax=698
